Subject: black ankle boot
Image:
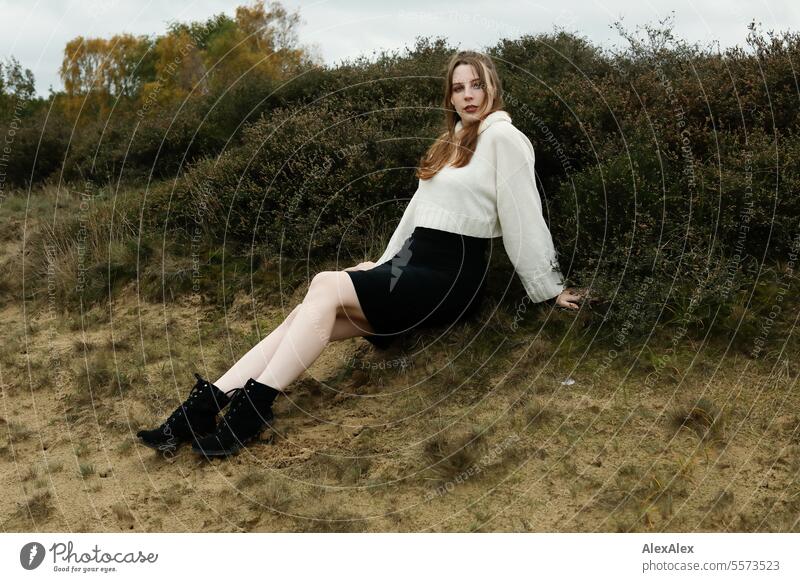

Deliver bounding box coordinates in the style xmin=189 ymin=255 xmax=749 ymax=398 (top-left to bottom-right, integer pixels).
xmin=137 ymin=373 xmax=231 ymax=454
xmin=191 ymin=378 xmax=280 ymax=458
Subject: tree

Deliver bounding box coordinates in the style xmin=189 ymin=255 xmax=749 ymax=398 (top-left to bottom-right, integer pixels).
xmin=0 ymin=57 xmax=36 ymax=107
xmin=202 ymin=0 xmax=307 ymax=90
xmin=60 ymin=34 xmax=153 ymax=98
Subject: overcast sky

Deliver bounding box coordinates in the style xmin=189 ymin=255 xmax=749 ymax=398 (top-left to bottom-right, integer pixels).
xmin=1 ymin=0 xmax=798 ymax=96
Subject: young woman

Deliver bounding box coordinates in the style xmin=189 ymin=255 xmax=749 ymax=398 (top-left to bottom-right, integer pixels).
xmin=137 ymin=50 xmax=585 ymax=458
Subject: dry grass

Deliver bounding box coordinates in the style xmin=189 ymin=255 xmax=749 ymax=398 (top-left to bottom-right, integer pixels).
xmin=110 ymin=502 xmax=135 ymax=527
xmin=668 ymin=397 xmax=726 ymax=443
xmin=20 ymin=464 xmax=40 ymax=482
xmin=245 ymin=483 xmax=293 ymax=515
xmin=291 ymin=501 xmax=363 ymax=533
xmin=596 ymin=458 xmax=696 ymax=530
xmin=423 ymin=425 xmax=488 ymax=483
xmin=299 ymin=451 xmax=373 ymax=485
xmin=11 ymin=490 xmax=54 ymax=527
xmin=78 ymin=462 xmax=95 ymax=478
xmin=5 ymin=420 xmax=33 ymax=444
xmin=520 ymin=398 xmax=553 ymax=429
xmin=2 ymin=186 xmax=799 ymax=533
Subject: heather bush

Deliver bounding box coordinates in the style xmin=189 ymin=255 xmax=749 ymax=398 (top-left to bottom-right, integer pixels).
xmin=8 ymin=25 xmax=799 ymax=351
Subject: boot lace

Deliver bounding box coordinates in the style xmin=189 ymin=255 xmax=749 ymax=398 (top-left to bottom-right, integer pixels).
xmin=164 ymin=375 xmax=212 ymax=424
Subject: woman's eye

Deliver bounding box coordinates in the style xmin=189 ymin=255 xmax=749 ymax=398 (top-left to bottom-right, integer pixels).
xmin=453 ymin=83 xmax=481 ymax=93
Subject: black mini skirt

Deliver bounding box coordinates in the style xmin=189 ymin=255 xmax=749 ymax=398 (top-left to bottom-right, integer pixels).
xmin=346 ymin=226 xmax=491 ymax=349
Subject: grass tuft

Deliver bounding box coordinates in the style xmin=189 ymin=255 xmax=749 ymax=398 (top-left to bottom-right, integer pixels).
xmin=14 ymin=489 xmax=54 ymax=523
xmin=423 ymin=426 xmax=487 ymax=482
xmin=668 ymin=397 xmax=726 ymax=443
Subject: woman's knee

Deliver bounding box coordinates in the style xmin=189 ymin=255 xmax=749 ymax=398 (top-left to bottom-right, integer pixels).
xmin=301 ymin=272 xmax=337 ymax=311
xmin=307 ymin=271 xmax=351 ymax=304
xmin=308 ymin=271 xmax=337 ymax=293
xmin=304 ymin=272 xmax=367 ymax=329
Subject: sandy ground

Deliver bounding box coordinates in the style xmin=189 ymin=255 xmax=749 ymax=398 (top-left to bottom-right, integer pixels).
xmin=1 ymin=289 xmax=798 ymax=532
xmin=1 ymin=193 xmax=798 ymax=532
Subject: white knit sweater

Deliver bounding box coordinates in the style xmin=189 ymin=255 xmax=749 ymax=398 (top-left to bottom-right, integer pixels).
xmin=374 ymin=110 xmax=566 ymax=303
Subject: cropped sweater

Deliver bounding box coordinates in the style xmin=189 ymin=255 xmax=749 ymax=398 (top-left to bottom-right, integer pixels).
xmin=374 ymin=110 xmax=566 ymax=303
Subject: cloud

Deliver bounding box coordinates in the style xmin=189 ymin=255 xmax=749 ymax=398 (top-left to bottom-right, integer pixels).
xmin=1 ymin=0 xmax=798 ymax=96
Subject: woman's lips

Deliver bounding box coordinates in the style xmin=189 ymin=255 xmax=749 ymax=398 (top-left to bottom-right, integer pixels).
xmin=464 ymin=106 xmax=478 ymax=113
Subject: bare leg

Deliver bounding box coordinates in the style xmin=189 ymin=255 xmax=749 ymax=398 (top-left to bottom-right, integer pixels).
xmin=214 ymin=272 xmax=374 ymax=393
xmin=256 ymin=271 xmax=372 ymax=390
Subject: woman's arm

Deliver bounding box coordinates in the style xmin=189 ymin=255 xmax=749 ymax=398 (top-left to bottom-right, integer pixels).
xmin=494 ymin=128 xmax=567 ymax=304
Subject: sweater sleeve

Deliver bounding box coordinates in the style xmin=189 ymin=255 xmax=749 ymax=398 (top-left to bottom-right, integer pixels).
xmin=374 ymin=194 xmax=418 ymax=266
xmin=494 ymin=128 xmax=566 ymax=303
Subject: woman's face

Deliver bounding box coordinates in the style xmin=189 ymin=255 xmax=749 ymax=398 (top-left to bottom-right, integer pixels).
xmin=450 ymin=63 xmax=489 ymax=126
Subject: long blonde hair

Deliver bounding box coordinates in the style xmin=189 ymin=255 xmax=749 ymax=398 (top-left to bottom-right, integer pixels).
xmin=416 ymin=51 xmax=505 ymax=181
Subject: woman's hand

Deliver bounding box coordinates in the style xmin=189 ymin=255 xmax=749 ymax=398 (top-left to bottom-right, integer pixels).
xmin=343 ymin=261 xmax=377 ymax=272
xmin=554 ymin=287 xmax=588 ymax=310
